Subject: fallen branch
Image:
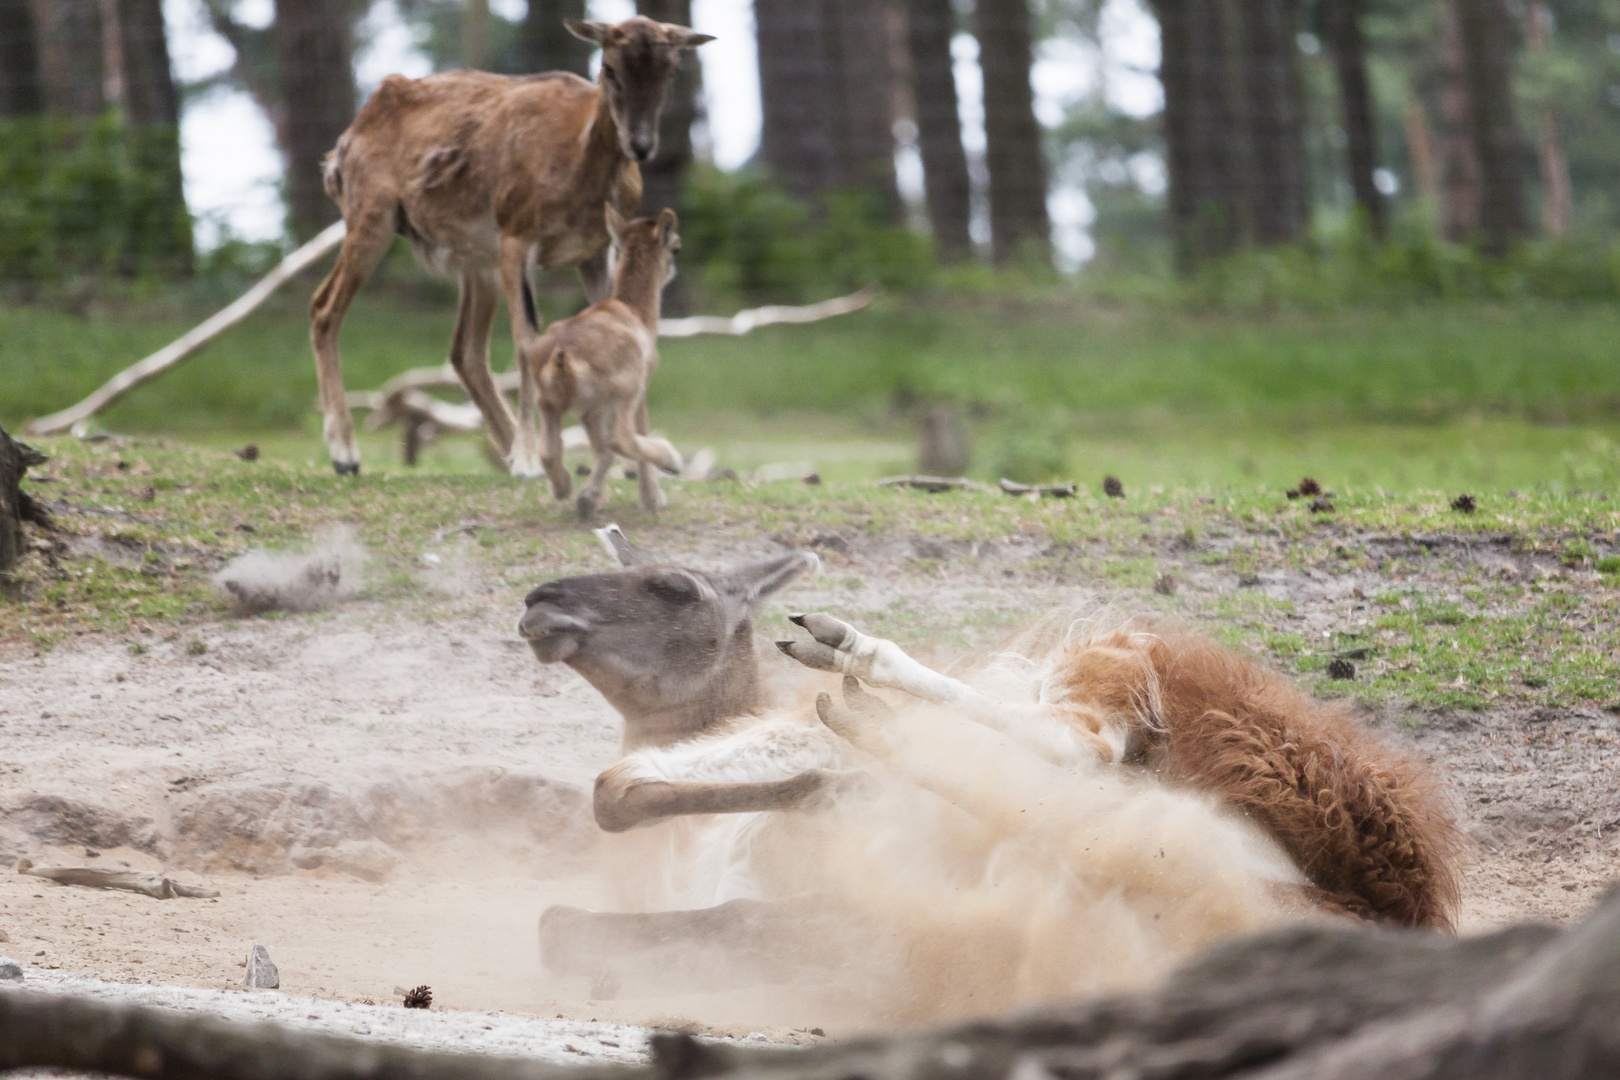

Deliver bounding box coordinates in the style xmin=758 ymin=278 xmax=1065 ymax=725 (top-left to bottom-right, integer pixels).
xmin=655 ymin=287 xmax=875 ymax=337
xmin=2 ymin=889 xmax=1619 ymax=1079
xmin=25 ymin=222 xmax=348 ymax=438
xmin=18 ymin=861 xmax=219 ymax=899
xmin=998 ymin=478 xmax=1077 ymax=498
xmin=877 ymin=475 xmax=996 ymax=494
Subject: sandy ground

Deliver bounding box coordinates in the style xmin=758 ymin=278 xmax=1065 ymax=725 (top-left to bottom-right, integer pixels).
xmin=0 ymin=530 xmax=1616 ymax=1052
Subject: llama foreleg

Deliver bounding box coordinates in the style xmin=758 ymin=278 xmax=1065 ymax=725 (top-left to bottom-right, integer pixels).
xmin=782 ymin=613 xmax=1116 ymax=766
xmin=593 ymin=762 xmax=845 ymax=833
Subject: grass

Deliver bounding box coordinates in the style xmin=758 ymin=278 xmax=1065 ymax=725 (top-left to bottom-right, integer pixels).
xmin=4 ymin=437 xmax=1617 ymax=717
xmin=4 ymin=279 xmax=1618 ymax=715
xmin=4 ymin=282 xmax=1619 ymax=489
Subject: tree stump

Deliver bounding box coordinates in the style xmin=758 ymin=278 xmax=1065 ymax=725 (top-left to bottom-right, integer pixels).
xmin=0 ymin=422 xmax=48 ymax=578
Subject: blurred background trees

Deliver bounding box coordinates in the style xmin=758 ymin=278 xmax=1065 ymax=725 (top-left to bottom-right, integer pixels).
xmin=2 ymin=0 xmax=1619 ymax=295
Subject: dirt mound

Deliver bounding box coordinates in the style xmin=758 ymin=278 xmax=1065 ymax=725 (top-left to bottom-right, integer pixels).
xmin=0 ymin=770 xmax=592 ymax=880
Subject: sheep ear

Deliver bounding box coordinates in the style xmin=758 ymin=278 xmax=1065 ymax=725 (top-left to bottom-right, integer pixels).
xmin=604 ymin=202 xmax=628 ymax=244
xmin=565 ymin=19 xmax=612 ymax=45
xmin=657 ymin=207 xmax=678 ymax=245
xmin=665 ymin=26 xmax=715 ymax=49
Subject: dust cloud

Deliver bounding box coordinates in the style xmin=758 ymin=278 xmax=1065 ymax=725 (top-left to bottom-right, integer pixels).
xmin=214 ymin=526 xmax=367 ymax=614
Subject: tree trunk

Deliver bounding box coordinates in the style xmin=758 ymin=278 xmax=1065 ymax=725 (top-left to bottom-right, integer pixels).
xmin=974 ymin=0 xmax=1049 ymax=264
xmin=463 ymin=0 xmax=490 ymax=69
xmin=905 ymin=0 xmax=972 ymax=258
xmin=117 ymin=0 xmax=191 ymax=270
xmin=755 ymin=0 xmax=839 ymax=198
xmin=1236 ymin=0 xmax=1308 ymax=246
xmin=0 ymin=424 xmax=47 ymax=580
xmin=1436 ymin=0 xmax=1481 ymax=242
xmin=29 ymin=0 xmax=105 ymax=116
xmin=634 ymin=0 xmax=699 ymax=219
xmin=634 ymin=0 xmax=699 ymax=313
xmin=826 ymin=0 xmax=901 ymax=221
xmin=1156 ymin=0 xmax=1242 ymax=268
xmin=1322 ymin=0 xmax=1384 ymax=236
xmin=1523 ymin=3 xmax=1569 ymax=239
xmin=1455 ymin=0 xmax=1527 ymax=252
xmin=0 ymin=0 xmax=45 ymax=116
xmin=273 ymin=0 xmax=357 ymax=241
xmin=519 ymin=0 xmax=589 ymax=76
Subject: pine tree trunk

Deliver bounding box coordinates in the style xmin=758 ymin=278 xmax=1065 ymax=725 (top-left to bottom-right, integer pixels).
xmin=1156 ymin=0 xmax=1242 ymax=268
xmin=974 ymin=0 xmax=1048 ymax=264
xmin=634 ymin=0 xmax=699 ymax=219
xmin=755 ymin=0 xmax=839 ymax=199
xmin=905 ymin=0 xmax=972 ymax=258
xmin=30 ymin=0 xmax=104 ymax=117
xmin=1 ymin=0 xmax=46 ymax=116
xmin=519 ymin=0 xmax=589 ymax=76
xmin=826 ymin=0 xmax=900 ymax=221
xmin=273 ymin=0 xmax=356 ymax=241
xmin=1236 ymin=0 xmax=1308 ymax=245
xmin=635 ymin=0 xmax=699 ymax=313
xmin=1455 ymin=0 xmax=1526 ymax=252
xmin=1322 ymin=0 xmax=1384 ymax=235
xmin=117 ymin=0 xmax=191 ymax=270
xmin=1437 ymin=0 xmax=1482 ymax=242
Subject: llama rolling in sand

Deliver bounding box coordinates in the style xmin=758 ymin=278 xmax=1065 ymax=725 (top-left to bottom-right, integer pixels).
xmin=520 ymin=529 xmax=1460 ymax=1017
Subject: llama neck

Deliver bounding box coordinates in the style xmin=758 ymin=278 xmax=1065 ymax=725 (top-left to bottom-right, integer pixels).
xmin=614 ymin=632 xmax=763 ymax=750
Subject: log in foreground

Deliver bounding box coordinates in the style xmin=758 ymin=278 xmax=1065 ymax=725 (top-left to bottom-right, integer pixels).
xmin=1 ymin=888 xmax=1617 ymax=1079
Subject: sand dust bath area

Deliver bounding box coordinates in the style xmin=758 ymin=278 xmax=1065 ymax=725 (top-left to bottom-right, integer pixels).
xmin=1 ymin=515 xmax=1618 ymax=1054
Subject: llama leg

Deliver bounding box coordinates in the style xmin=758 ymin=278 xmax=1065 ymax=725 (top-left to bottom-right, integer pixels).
xmin=781 ymin=614 xmax=1113 ymax=765
xmin=540 ymin=898 xmax=849 ymax=988
xmin=592 ymin=760 xmax=842 ymax=833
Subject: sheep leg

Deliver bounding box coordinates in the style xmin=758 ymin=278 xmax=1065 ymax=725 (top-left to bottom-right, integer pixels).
xmin=574 ymin=408 xmax=616 ymax=521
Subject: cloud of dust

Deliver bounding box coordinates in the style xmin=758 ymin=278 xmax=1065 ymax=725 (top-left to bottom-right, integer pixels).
xmin=213 ymin=526 xmax=367 ymax=614
xmin=572 ymin=651 xmax=1312 ymax=1032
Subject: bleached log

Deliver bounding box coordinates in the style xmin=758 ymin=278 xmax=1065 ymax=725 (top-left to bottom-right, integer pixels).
xmin=26 ymin=222 xmax=348 ymax=438
xmin=18 ymin=862 xmax=218 ymax=899
xmin=656 ymin=288 xmax=875 ymax=337
xmin=0 ymin=890 xmax=1617 ymax=1079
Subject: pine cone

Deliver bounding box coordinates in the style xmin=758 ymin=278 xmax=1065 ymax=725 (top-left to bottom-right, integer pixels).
xmin=1297 ymin=477 xmax=1322 ymax=496
xmin=1102 ymin=475 xmax=1125 ymax=498
xmin=403 ymin=985 xmax=432 ymax=1009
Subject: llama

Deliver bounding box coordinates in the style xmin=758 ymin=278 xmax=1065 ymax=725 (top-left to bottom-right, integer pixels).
xmin=522 ymin=529 xmax=1460 ymax=1017
xmin=509 ymin=206 xmax=683 ymax=519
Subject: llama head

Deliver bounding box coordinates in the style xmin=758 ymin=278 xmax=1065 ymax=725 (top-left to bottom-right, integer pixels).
xmin=519 ymin=528 xmax=816 ymax=740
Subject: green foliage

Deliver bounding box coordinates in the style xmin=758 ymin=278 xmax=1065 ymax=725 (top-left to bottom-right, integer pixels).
xmin=984 ymin=408 xmax=1074 ymax=483
xmin=1157 ymin=221 xmax=1620 ymax=308
xmin=0 ymin=115 xmax=192 ymax=281
xmin=679 ymin=165 xmax=936 ymax=306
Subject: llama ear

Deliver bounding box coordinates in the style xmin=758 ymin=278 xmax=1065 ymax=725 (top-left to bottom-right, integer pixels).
xmin=565 ymin=19 xmax=613 ymax=45
xmin=593 ymin=523 xmax=644 ymax=567
xmin=657 ymin=208 xmax=679 ymax=245
xmin=721 ymin=551 xmax=819 ymax=606
xmin=604 ymin=202 xmax=628 ymax=245
xmin=664 ymin=26 xmax=715 ymax=49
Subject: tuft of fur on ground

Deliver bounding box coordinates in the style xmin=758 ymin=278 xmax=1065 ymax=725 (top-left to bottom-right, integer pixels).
xmin=214 ymin=527 xmax=367 ymax=614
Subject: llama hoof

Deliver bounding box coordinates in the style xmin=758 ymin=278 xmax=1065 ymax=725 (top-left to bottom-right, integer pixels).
xmin=333 ymin=461 xmax=360 ymax=477
xmin=841 ymin=675 xmax=895 ymax=722
xmin=788 ymin=612 xmax=858 ymax=650
xmin=777 ymin=639 xmax=840 ymax=672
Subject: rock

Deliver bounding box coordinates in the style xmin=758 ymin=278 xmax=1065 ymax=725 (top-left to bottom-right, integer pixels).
xmin=244 ymin=942 xmax=280 ymax=989
xmin=0 ymin=957 xmax=20 ymax=981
